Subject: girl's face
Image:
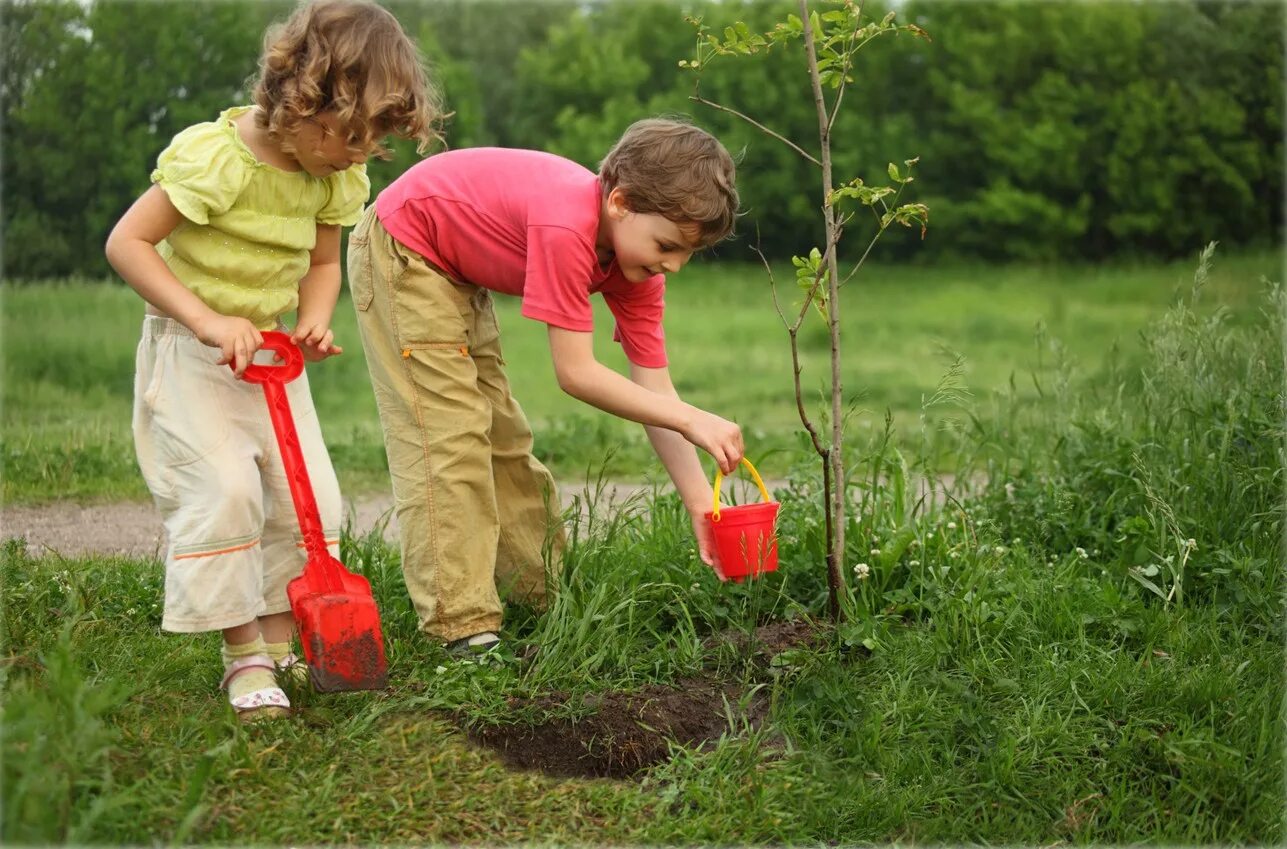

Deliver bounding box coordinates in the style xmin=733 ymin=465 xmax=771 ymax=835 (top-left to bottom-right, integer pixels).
xmin=289 ymin=111 xmax=368 ymax=177
xmin=601 ymin=188 xmax=699 ymax=283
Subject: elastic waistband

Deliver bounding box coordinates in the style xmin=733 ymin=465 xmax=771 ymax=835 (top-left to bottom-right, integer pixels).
xmin=142 ymin=314 xmax=200 ymax=340
xmin=142 ymin=315 xmax=283 ymax=342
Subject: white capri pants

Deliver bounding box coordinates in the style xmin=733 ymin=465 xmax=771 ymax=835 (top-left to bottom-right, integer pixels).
xmin=132 ymin=316 xmax=341 ymax=633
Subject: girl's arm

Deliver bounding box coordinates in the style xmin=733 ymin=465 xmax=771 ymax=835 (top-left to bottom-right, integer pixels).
xmin=292 ymin=223 xmax=343 ymax=360
xmin=105 ymin=185 xmax=263 ymax=376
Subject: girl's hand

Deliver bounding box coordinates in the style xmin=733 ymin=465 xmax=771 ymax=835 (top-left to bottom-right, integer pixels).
xmin=688 ymin=505 xmax=727 ymax=581
xmin=290 ymin=321 xmax=343 ymax=361
xmin=197 ymin=314 xmax=264 ymax=377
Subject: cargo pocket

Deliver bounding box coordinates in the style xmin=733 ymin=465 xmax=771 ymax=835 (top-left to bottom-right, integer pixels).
xmin=392 ymin=252 xmax=477 ymax=352
xmin=347 ymin=212 xmax=375 ymax=312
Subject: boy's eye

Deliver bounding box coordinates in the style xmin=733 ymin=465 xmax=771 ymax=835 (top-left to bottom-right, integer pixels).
xmin=658 ymin=242 xmax=677 ymax=252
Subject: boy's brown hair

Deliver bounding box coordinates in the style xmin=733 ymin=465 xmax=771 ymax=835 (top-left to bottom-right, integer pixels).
xmin=253 ymin=0 xmax=442 ymax=159
xmin=599 ymin=118 xmax=739 ymax=248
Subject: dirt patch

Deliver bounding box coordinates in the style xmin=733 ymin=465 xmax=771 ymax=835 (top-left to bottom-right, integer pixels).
xmin=706 ymin=617 xmax=831 ymax=659
xmin=3 ymin=474 xmax=971 ymax=560
xmin=465 ymin=618 xmax=831 ymax=779
xmin=1 ymin=477 xmax=783 ymax=559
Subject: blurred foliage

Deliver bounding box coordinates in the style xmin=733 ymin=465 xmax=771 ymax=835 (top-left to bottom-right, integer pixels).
xmin=2 ymin=0 xmax=1282 ymax=279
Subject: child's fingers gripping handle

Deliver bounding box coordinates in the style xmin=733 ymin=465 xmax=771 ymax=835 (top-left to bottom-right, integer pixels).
xmin=237 ymin=330 xmax=304 ymax=385
xmin=710 ymin=457 xmax=771 ymax=521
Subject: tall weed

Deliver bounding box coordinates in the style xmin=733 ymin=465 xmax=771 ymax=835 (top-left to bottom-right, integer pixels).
xmin=973 ymin=244 xmax=1283 ymax=626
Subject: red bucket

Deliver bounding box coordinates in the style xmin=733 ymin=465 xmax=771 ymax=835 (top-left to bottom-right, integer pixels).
xmin=703 ymin=458 xmax=780 ymax=582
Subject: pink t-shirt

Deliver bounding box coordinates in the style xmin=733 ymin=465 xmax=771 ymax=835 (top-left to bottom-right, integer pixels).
xmin=375 ymin=148 xmax=667 ymax=368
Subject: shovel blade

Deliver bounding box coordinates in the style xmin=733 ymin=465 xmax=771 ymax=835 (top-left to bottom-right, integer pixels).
xmin=288 ymin=559 xmax=388 ymax=692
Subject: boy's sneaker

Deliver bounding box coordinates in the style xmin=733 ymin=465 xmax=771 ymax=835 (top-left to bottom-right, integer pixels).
xmin=446 ymin=631 xmax=501 ymax=656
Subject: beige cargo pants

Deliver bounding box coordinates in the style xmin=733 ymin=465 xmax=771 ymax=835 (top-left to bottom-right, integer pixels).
xmin=347 ymin=207 xmax=564 ymax=642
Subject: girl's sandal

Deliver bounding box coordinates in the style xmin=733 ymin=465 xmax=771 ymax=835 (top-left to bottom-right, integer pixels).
xmin=222 ymin=655 xmax=291 ymax=723
xmin=275 ymin=651 xmax=311 ymax=687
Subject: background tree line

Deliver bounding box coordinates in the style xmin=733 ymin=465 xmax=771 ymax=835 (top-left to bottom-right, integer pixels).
xmin=3 ymin=0 xmax=1281 ymax=279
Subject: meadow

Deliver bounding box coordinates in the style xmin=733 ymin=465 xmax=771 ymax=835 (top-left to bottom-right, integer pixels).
xmin=2 ymin=250 xmax=1278 ymax=502
xmin=3 ymin=247 xmax=1283 ymax=843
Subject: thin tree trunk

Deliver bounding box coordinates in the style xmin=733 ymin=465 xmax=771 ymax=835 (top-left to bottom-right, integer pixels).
xmin=800 ymin=0 xmax=846 ymax=618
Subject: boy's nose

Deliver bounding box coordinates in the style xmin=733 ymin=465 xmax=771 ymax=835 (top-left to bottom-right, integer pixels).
xmin=662 ymin=253 xmax=692 ymax=274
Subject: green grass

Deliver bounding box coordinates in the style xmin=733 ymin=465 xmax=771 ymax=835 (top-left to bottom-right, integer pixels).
xmin=3 ymin=247 xmax=1282 ymax=843
xmin=2 ymin=250 xmax=1278 ymax=502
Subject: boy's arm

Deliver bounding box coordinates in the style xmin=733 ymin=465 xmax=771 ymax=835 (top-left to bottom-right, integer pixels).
xmin=292 ymin=223 xmax=343 ymax=360
xmin=547 ymin=326 xmax=744 ymax=475
xmin=629 ymin=362 xmax=726 ymax=569
xmin=105 ymin=185 xmax=262 ymax=376
xmin=627 ymin=363 xmax=716 ymax=511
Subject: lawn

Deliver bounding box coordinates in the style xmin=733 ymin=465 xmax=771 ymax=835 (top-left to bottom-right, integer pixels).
xmin=3 ymin=248 xmax=1282 ymax=843
xmin=2 ymin=249 xmax=1279 ymax=502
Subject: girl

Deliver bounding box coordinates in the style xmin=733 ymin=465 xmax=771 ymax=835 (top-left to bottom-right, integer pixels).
xmin=106 ymin=0 xmax=440 ymax=721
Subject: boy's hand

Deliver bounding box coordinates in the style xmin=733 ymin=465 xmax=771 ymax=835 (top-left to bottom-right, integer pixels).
xmin=291 ymin=321 xmax=343 ymax=361
xmin=688 ymin=505 xmax=727 ymax=581
xmin=197 ymin=314 xmax=263 ymax=378
xmin=681 ymin=410 xmax=744 ymax=474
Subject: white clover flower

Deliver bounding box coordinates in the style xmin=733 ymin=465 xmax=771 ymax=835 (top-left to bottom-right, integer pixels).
xmin=870 ymin=548 xmax=881 ymax=557
xmin=909 ymin=559 xmax=920 ymax=567
xmin=994 ymin=546 xmax=1006 ymax=555
xmin=1012 ymin=537 xmax=1022 ymax=545
xmin=927 ymin=532 xmax=935 ymax=540
xmin=948 ymin=551 xmax=958 ymax=559
xmin=853 ymin=562 xmax=871 ymax=580
xmin=1186 ymin=538 xmax=1197 ymax=550
xmin=1075 ymin=547 xmax=1088 ymax=559
xmin=947 ymin=521 xmax=957 ymax=530
xmin=910 ymin=539 xmax=921 ymax=549
xmin=434 ymin=665 xmax=448 ymax=675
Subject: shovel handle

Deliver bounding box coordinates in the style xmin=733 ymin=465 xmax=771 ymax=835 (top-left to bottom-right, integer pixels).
xmin=233 ymin=331 xmax=338 ymax=584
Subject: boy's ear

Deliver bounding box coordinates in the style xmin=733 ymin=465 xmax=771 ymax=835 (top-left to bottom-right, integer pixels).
xmin=605 ymin=186 xmax=631 ymax=220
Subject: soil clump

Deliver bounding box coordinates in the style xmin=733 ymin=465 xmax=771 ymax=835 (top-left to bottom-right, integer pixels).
xmin=465 ymin=617 xmax=832 ymax=779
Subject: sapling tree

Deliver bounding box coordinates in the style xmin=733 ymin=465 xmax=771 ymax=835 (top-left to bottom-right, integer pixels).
xmin=681 ymin=0 xmax=930 ymax=620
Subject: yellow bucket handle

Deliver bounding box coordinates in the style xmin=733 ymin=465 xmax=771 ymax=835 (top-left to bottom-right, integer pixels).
xmin=711 ymin=458 xmax=772 ymax=522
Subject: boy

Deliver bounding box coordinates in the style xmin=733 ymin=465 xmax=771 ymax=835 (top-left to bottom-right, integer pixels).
xmin=347 ymin=118 xmax=744 ymax=652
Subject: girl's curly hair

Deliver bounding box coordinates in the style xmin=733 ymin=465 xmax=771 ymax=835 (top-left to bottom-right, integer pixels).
xmin=252 ymin=0 xmax=443 ymax=159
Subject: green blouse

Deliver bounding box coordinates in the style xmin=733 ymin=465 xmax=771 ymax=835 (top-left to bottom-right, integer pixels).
xmin=151 ymin=106 xmax=370 ymax=329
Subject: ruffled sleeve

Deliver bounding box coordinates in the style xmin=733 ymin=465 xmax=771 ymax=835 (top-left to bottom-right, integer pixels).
xmin=317 ymin=163 xmax=370 ymax=226
xmin=150 ymin=120 xmax=251 ymax=225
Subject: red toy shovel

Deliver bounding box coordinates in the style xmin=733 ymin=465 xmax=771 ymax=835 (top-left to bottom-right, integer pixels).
xmin=237 ymin=331 xmax=388 ymax=692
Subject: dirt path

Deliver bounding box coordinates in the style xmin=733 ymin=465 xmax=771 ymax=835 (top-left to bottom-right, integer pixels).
xmin=1 ymin=478 xmax=784 ymax=560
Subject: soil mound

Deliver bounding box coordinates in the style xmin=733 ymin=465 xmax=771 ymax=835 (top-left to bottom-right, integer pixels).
xmin=465 ymin=618 xmax=831 ymax=779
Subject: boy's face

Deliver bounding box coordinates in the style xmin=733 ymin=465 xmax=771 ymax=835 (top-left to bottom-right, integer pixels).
xmin=290 ymin=110 xmax=370 ymax=178
xmin=603 ymin=188 xmax=699 ymax=282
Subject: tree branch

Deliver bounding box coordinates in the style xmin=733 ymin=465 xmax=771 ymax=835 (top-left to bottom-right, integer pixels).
xmin=689 ymin=94 xmax=821 ymax=167
xmin=755 ymin=243 xmax=828 ymax=459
